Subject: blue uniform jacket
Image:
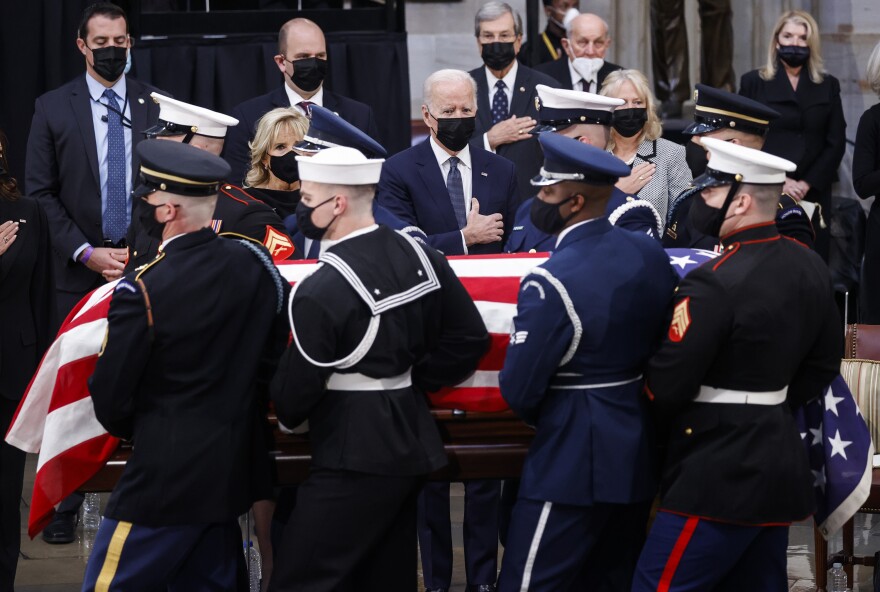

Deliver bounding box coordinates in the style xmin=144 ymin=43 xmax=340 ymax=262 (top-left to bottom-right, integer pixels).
xmin=504 ymin=188 xmax=663 ymax=253
xmin=500 ymin=219 xmax=676 ymax=506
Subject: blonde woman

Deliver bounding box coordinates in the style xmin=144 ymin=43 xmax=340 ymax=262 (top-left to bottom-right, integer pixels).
xmin=600 ymin=69 xmax=692 ymax=223
xmin=739 ymin=10 xmax=845 ymax=259
xmin=853 ymin=41 xmax=880 ymax=322
xmin=244 ymin=107 xmax=310 ymax=220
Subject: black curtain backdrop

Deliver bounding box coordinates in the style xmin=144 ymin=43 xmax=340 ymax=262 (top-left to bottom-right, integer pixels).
xmin=0 ymin=1 xmax=410 ymax=185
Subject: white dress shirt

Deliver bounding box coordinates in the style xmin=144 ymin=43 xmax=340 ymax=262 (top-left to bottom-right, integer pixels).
xmin=482 ymin=60 xmax=519 ymax=153
xmin=284 ymin=84 xmax=325 ymax=116
xmin=76 ymin=73 xmax=133 ymax=260
xmin=429 ymin=136 xmax=473 ymax=254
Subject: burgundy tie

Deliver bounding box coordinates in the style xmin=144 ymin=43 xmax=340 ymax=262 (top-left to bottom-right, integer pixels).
xmin=298 ymin=101 xmax=314 ymax=117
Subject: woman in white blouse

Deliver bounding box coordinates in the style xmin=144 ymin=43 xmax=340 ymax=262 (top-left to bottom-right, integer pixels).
xmin=600 ymin=69 xmax=692 ymax=224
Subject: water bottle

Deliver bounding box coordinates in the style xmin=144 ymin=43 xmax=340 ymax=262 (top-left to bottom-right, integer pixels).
xmin=245 ymin=541 xmax=261 ymax=592
xmin=82 ymin=493 xmax=102 ymax=531
xmin=830 ymin=562 xmax=847 ymax=592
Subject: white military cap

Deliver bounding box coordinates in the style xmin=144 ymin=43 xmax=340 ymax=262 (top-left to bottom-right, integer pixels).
xmin=696 ymin=137 xmax=797 ymax=188
xmin=297 ymin=146 xmax=384 ymax=185
xmin=145 ymin=93 xmax=239 ymax=139
xmin=533 ymin=85 xmax=624 ymax=132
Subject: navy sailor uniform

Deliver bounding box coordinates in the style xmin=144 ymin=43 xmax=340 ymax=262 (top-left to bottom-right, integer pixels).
xmin=268 ymin=225 xmax=489 ymax=590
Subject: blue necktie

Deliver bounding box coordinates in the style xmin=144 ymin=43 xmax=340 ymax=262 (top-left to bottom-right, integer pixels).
xmin=491 ymin=80 xmax=509 ymax=125
xmin=447 ymin=157 xmax=467 ymax=228
xmin=102 ymin=88 xmax=127 ymax=243
xmin=307 ymin=239 xmax=321 ymax=259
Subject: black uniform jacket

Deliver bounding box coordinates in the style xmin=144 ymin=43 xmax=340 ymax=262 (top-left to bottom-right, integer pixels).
xmin=126 ymin=183 xmax=296 ymax=271
xmin=468 ymin=64 xmax=560 ymax=203
xmin=271 ymin=226 xmax=490 ymax=476
xmin=648 ymin=222 xmax=841 ymax=525
xmin=89 ymin=229 xmax=289 ymax=525
xmin=0 ymin=196 xmax=55 ymax=401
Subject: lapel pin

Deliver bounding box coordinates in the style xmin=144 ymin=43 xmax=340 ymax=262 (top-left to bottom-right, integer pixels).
xmin=19 ymin=219 xmax=26 ymax=223
xmin=138 ymin=98 xmax=145 ymax=104
xmin=519 ymin=86 xmax=525 ymax=92
xmin=481 ymin=172 xmax=488 ymax=177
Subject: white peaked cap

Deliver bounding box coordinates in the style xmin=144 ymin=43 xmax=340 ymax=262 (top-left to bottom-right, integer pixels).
xmin=536 ymin=85 xmax=624 ymax=111
xmin=150 ymin=92 xmax=239 ymax=138
xmin=701 ymin=137 xmax=797 ymax=184
xmin=297 ymin=146 xmax=385 ymax=185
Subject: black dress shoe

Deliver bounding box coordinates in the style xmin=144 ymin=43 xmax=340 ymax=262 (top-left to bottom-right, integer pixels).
xmin=42 ymin=512 xmax=78 ymax=544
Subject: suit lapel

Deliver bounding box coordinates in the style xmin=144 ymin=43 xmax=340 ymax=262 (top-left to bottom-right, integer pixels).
xmin=635 ymin=139 xmax=658 ymax=164
xmin=322 ymin=91 xmax=340 ymax=114
xmin=271 ymin=85 xmax=290 ymax=108
xmin=71 ymin=77 xmax=100 ymax=188
xmin=472 ymin=68 xmax=493 ymax=132
xmin=127 ymin=77 xmax=150 ymax=179
xmin=415 ymin=140 xmax=460 ymax=230
xmin=470 ymin=149 xmax=491 ymax=208
xmin=510 ymin=66 xmax=532 ymax=117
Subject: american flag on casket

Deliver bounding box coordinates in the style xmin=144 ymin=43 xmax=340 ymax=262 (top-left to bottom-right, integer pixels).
xmin=4 ymin=248 xmax=871 ymax=539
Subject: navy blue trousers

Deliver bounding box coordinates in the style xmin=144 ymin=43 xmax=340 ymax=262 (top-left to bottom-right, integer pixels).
xmin=81 ymin=518 xmax=245 ymax=592
xmin=632 ymin=511 xmax=788 ymax=591
xmin=418 ymin=480 xmax=501 ymax=588
xmin=497 ymin=498 xmax=649 ymax=592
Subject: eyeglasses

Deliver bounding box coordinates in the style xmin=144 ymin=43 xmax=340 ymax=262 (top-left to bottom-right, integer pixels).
xmin=479 ymin=32 xmax=517 ymax=43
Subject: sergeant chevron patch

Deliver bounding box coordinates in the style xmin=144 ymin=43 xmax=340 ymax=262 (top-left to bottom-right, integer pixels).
xmin=668 ymin=297 xmax=691 ymax=343
xmin=263 ymin=226 xmax=295 ymax=261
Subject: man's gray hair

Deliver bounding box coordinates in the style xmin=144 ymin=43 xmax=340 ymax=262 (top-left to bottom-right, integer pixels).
xmin=868 ymin=40 xmax=880 ymax=97
xmin=474 ymin=1 xmax=522 ymax=37
xmin=423 ymin=69 xmax=478 ymax=111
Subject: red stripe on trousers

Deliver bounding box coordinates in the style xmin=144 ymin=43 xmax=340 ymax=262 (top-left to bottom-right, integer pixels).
xmin=658 ymin=516 xmax=700 ymax=592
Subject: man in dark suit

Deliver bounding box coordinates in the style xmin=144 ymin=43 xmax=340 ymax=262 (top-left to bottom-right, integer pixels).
xmin=24 ymin=3 xmax=164 ymax=543
xmin=376 ymin=68 xmax=515 ymax=592
xmin=377 ymin=69 xmax=518 ymax=258
xmin=83 ymin=139 xmax=289 ymax=591
xmin=469 ymin=1 xmax=560 ymax=203
xmin=222 ymin=18 xmax=380 ymax=185
xmin=535 ymin=13 xmax=623 ymax=92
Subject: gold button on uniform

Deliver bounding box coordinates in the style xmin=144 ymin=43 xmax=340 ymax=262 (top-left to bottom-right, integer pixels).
xmin=684 ymin=428 xmax=693 ymax=436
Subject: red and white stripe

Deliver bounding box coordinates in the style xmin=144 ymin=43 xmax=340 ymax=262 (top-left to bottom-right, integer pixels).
xmin=5 ymin=252 xmax=547 ymax=537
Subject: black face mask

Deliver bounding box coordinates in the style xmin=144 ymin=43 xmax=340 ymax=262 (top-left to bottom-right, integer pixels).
xmin=288 ymin=57 xmax=328 ymax=93
xmin=430 ymin=113 xmax=476 ymax=153
xmin=777 ymin=45 xmax=810 ymax=68
xmin=612 ymin=108 xmax=648 ymax=138
xmin=295 ymin=195 xmax=337 ymax=241
xmin=688 ymin=186 xmax=738 ymax=238
xmin=269 ymin=152 xmax=299 ymax=184
xmin=481 ymin=42 xmax=517 ymax=71
xmin=137 ymin=200 xmax=165 ymax=241
xmin=530 ymin=193 xmax=578 ymax=235
xmin=685 ymin=141 xmax=709 ymax=177
xmin=89 ymin=45 xmax=128 ymax=82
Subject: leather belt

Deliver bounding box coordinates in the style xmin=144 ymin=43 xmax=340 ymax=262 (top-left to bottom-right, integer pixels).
xmin=549 ymin=375 xmax=642 ymax=390
xmin=695 ymin=385 xmax=788 ymax=405
xmin=326 ymin=369 xmax=412 ymax=391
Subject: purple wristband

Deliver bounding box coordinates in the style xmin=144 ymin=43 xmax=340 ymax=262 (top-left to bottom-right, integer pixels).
xmin=80 ymin=246 xmax=95 ymax=264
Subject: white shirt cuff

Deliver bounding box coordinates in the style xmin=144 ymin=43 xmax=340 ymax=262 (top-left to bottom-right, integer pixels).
xmin=73 ymin=242 xmax=90 ymax=262
xmin=483 ymin=133 xmax=495 ymax=154
xmin=460 ymin=231 xmax=468 ymax=255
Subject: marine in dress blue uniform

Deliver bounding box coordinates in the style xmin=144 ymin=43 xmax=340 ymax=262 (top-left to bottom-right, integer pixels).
xmin=664 ymin=84 xmax=814 ymax=251
xmin=83 ymin=140 xmax=289 ymax=592
xmin=268 ymin=147 xmax=488 ymax=591
xmin=286 ymin=105 xmax=428 ymax=258
xmin=125 ymin=94 xmax=295 ymax=271
xmin=633 ymin=139 xmax=841 ymax=590
xmin=504 ymin=85 xmax=662 ymax=253
xmin=497 ymin=133 xmax=677 ymax=591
